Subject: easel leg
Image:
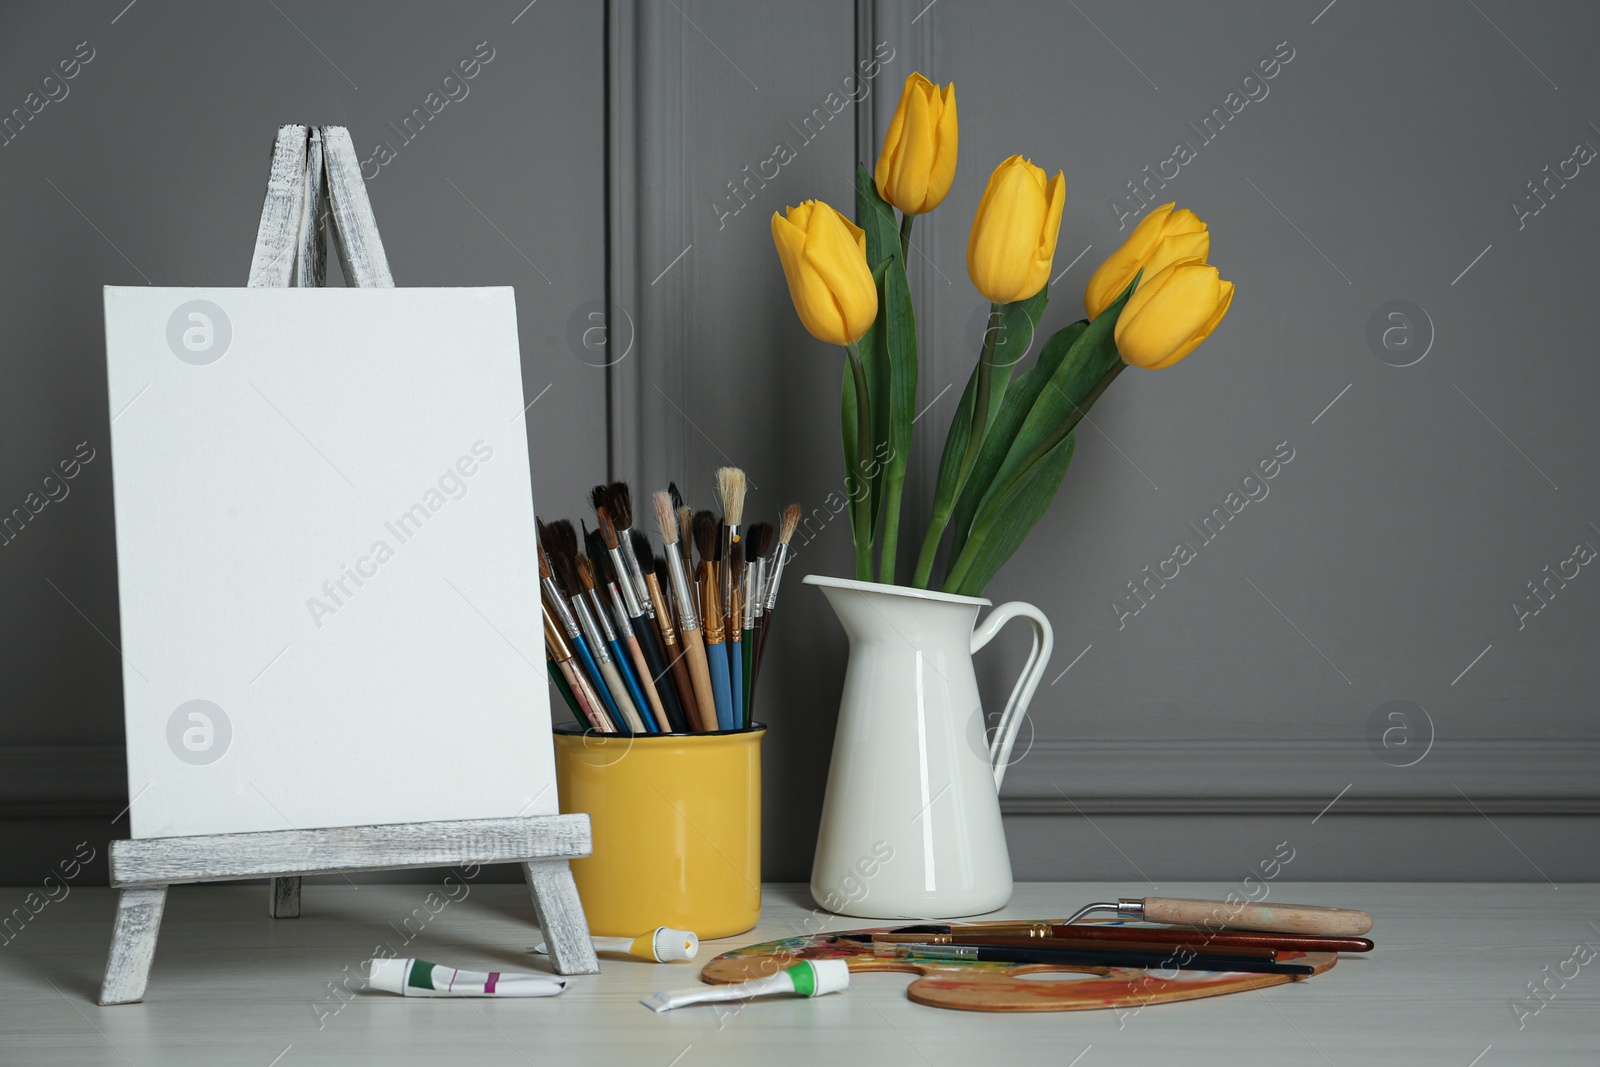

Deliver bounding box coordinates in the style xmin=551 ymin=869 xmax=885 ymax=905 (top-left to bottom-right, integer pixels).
xmin=270 ymin=876 xmax=301 ymax=918
xmin=99 ymin=886 xmax=168 ymax=1005
xmin=523 ymin=860 xmax=599 ymax=975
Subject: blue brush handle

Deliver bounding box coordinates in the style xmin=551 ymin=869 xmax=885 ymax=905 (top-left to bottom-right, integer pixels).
xmin=572 ymin=633 xmax=626 ymax=731
xmin=729 ymin=635 xmax=744 ymax=728
xmin=607 ymin=638 xmax=656 ymax=731
xmin=706 ymin=640 xmax=735 ymax=731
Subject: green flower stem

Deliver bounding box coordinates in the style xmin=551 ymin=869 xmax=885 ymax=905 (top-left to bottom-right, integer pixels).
xmin=844 ymin=341 xmax=875 ymax=581
xmin=942 ymin=359 xmax=1127 ymax=592
xmin=876 ymin=211 xmax=914 ymax=586
xmin=910 ymin=302 xmax=1000 ymax=588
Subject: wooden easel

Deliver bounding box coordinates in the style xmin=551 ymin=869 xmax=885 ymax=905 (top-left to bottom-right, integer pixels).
xmin=99 ymin=125 xmax=599 ymax=1005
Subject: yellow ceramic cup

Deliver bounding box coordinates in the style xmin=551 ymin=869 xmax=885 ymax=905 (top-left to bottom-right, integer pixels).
xmin=553 ymin=724 xmax=763 ymax=939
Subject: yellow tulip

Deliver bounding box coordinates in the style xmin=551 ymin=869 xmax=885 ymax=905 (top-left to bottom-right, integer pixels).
xmin=1083 ymin=202 xmax=1209 ymax=320
xmin=875 ymin=73 xmax=958 ymax=215
xmin=966 ymin=156 xmax=1066 ymax=304
xmin=771 ymin=200 xmax=879 ymax=347
xmin=1114 ymin=258 xmax=1234 ymax=370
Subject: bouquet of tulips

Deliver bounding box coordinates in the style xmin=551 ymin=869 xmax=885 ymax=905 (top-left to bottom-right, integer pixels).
xmin=772 ymin=74 xmax=1235 ymax=596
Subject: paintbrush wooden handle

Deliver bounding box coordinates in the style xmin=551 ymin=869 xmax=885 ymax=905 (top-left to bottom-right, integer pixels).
xmin=1140 ymin=897 xmax=1373 ymax=936
xmin=661 ymin=639 xmax=699 ymax=732
xmin=680 ymin=628 xmax=720 ymax=732
xmin=597 ymin=659 xmax=647 ymax=733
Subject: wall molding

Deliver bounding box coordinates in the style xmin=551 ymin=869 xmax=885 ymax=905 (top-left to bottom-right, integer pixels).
xmin=5 ymin=740 xmax=1594 ymax=819
xmin=999 ymin=738 xmax=1600 ymax=814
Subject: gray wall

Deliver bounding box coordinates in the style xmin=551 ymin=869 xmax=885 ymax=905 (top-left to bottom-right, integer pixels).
xmin=1 ymin=0 xmax=1595 ymax=887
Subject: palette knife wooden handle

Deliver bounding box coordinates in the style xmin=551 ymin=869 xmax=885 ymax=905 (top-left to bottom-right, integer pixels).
xmin=1131 ymin=897 xmax=1372 ymax=936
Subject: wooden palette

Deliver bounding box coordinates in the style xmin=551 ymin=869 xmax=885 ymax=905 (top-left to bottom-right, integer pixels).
xmin=700 ymin=922 xmax=1337 ymax=1012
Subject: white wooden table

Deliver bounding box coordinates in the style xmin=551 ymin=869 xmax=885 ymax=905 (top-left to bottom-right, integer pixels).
xmin=2 ymin=882 xmax=1594 ymax=1064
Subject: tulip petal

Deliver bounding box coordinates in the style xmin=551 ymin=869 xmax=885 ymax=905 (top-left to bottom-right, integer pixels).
xmin=803 ymin=205 xmax=878 ymax=343
xmin=1115 ymin=260 xmax=1221 ymax=368
xmin=894 ymin=82 xmax=936 ymax=212
xmin=968 ymin=157 xmax=1048 ymax=303
xmin=922 ymin=84 xmax=958 ymax=212
xmin=1017 ymin=170 xmax=1067 ymax=302
xmin=1082 ymin=203 xmax=1213 ymax=319
xmin=773 ymin=208 xmax=847 ymax=345
xmin=1149 ymin=277 xmax=1233 ymax=369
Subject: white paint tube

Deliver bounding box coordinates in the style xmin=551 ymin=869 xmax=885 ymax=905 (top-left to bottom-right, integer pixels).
xmin=530 ymin=926 xmax=699 ymax=962
xmin=367 ymin=958 xmax=567 ymax=998
xmin=641 ymin=958 xmax=849 ymax=1012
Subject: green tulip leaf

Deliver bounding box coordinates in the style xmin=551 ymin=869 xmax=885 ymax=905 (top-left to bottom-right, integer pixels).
xmin=876 ymin=248 xmax=918 ymax=583
xmin=962 ymin=278 xmax=1135 ymax=540
xmin=855 ymin=162 xmax=902 ymax=272
xmin=843 ymin=257 xmax=894 ymax=564
xmin=911 ymin=290 xmax=1048 ymax=587
xmin=943 ymin=430 xmax=1077 ymax=597
xmin=948 ymin=318 xmax=1087 ymax=562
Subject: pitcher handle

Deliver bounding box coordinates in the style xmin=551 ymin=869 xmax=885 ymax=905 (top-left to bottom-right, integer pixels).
xmin=970 ymin=601 xmax=1054 ymax=790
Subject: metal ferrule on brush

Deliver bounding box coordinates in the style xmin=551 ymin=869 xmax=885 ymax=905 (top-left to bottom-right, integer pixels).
xmin=742 ymin=560 xmax=758 ymax=630
xmin=572 ymin=594 xmax=615 ymax=660
xmin=616 ymin=537 xmax=655 ymax=619
xmin=751 ymin=557 xmax=768 ymax=623
xmin=542 ymin=578 xmax=582 ymax=639
xmin=606 ymin=547 xmax=646 ymax=619
xmin=701 ymin=563 xmax=725 ymax=643
xmin=646 ymin=573 xmax=679 ymax=645
xmin=604 ymin=581 xmax=634 ymax=634
xmin=663 ymin=550 xmax=699 ymax=632
xmin=764 ymin=543 xmax=792 ymax=612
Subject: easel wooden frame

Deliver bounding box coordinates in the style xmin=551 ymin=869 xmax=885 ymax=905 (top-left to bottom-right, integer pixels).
xmin=99 ymin=125 xmax=598 ymax=1005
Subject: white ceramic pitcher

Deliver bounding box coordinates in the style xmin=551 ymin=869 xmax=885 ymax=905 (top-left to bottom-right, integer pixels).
xmin=804 ymin=575 xmax=1053 ymax=918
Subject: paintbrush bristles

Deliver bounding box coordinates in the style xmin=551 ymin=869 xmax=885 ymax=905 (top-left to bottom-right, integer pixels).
xmin=677 ymin=506 xmax=694 ymax=559
xmin=748 ymin=522 xmax=775 ymax=560
xmin=589 ymin=485 xmax=610 ymax=512
xmin=574 ymin=553 xmax=599 ymax=592
xmin=692 ymin=510 xmax=719 ymax=565
xmin=546 ymin=519 xmax=580 ymax=561
xmin=668 ymin=482 xmax=685 ymax=511
xmin=715 ymin=468 xmax=746 ymax=527
xmin=652 ymin=490 xmax=679 ymax=545
xmin=537 ymin=543 xmax=552 ymax=580
xmin=595 ymin=506 xmax=621 ymax=551
xmin=779 ymin=504 xmax=801 ymax=544
xmin=605 ymin=482 xmax=633 ymax=530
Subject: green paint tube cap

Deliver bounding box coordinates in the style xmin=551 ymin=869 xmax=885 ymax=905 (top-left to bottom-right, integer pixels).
xmin=786 ymin=959 xmax=850 ymax=997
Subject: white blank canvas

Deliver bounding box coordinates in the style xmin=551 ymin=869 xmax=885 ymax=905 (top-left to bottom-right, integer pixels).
xmin=104 ymin=286 xmax=555 ymax=838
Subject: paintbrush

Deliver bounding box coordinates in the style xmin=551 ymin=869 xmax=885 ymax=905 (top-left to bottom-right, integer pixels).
xmin=742 ymin=522 xmax=773 ymax=719
xmin=856 ymin=929 xmax=1371 ymax=954
xmin=595 ymin=511 xmax=674 ymax=732
xmin=647 ymin=553 xmax=697 ymax=732
xmin=545 ymin=603 xmax=609 ymax=731
xmin=715 ymin=468 xmax=745 ymax=635
xmin=754 ymin=504 xmax=801 ymax=687
xmin=669 ymin=482 xmax=694 ymax=576
xmin=586 ymin=524 xmax=664 ymax=733
xmin=693 ymin=509 xmax=735 ymax=731
xmin=539 ymin=538 xmax=623 ymax=731
xmin=869 ymin=940 xmax=1315 ymax=977
xmin=727 ymin=541 xmax=745 ymax=729
xmin=571 ymin=552 xmax=649 ymax=733
xmin=598 ymin=483 xmax=654 ymax=618
xmin=654 ymin=491 xmax=718 ymax=731
xmin=548 ymin=547 xmax=630 ymax=732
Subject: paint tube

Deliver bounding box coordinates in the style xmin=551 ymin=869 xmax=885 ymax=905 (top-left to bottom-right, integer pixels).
xmin=531 ymin=926 xmax=699 ymax=963
xmin=640 ymin=958 xmax=848 ymax=1012
xmin=366 ymin=958 xmax=567 ymax=998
